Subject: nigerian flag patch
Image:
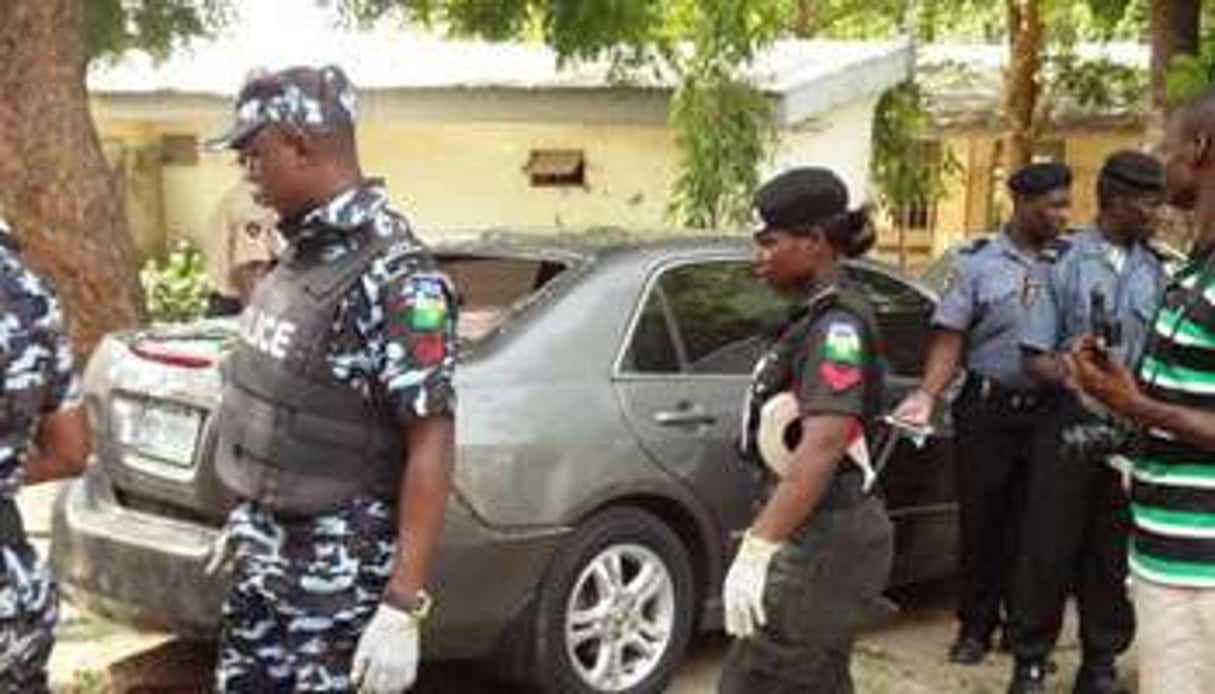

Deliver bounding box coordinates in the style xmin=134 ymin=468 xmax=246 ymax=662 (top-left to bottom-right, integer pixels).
xmin=407 ymin=278 xmax=449 ymax=332
xmin=821 ymin=321 xmax=862 ymax=365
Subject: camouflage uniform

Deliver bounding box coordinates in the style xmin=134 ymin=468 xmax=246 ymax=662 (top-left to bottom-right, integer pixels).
xmin=215 ymin=184 xmax=457 ymax=692
xmin=0 ymin=220 xmax=78 ymax=693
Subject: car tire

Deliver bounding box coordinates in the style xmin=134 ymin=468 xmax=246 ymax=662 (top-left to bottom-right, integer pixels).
xmin=528 ymin=506 xmax=697 ymax=694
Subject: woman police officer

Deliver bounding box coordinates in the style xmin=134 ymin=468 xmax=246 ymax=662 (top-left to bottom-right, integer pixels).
xmin=719 ymin=167 xmax=894 ymax=694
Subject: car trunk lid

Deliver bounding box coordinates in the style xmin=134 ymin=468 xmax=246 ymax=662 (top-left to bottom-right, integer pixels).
xmin=90 ymin=250 xmax=578 ymax=522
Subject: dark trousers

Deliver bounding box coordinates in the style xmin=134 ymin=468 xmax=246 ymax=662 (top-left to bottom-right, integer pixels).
xmin=951 ymin=378 xmax=1039 ymax=644
xmin=1009 ymin=395 xmax=1134 ymax=664
xmin=718 ymin=494 xmax=893 ymax=694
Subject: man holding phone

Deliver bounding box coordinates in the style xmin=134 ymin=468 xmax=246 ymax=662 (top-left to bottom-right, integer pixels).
xmin=1070 ymin=93 xmax=1215 ymax=694
xmin=1013 ymin=151 xmax=1168 ymax=694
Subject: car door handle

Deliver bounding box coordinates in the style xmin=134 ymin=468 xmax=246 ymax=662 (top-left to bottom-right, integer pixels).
xmin=653 ymin=406 xmax=717 ymax=427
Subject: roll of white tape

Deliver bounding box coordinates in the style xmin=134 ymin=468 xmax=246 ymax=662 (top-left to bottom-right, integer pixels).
xmin=757 ymin=391 xmax=800 ymax=478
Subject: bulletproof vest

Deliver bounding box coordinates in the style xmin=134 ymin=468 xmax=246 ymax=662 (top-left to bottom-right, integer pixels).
xmin=740 ymin=285 xmax=884 ymax=474
xmin=215 ymin=225 xmax=408 ymax=515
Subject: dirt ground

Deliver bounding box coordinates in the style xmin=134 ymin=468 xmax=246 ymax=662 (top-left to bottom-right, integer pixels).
xmin=43 ymin=581 xmax=1132 ymax=693
xmin=26 ymin=484 xmax=1135 ymax=693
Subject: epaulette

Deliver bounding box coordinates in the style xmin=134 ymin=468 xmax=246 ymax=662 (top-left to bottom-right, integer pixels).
xmin=958 ymin=236 xmax=991 ymax=255
xmin=1041 ymin=236 xmax=1072 ymax=263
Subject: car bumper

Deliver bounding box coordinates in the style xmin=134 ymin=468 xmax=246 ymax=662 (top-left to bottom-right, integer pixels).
xmin=50 ymin=465 xmax=569 ymax=660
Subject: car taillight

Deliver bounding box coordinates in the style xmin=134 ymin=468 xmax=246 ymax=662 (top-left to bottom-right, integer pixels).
xmin=129 ymin=340 xmax=217 ymax=369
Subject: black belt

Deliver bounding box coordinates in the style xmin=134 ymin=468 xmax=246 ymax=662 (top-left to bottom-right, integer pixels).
xmin=965 ymin=374 xmax=1050 ymax=411
xmin=0 ymin=498 xmax=26 ymax=546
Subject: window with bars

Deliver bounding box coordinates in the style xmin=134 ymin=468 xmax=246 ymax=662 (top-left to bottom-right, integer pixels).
xmin=894 ymin=139 xmax=943 ymax=231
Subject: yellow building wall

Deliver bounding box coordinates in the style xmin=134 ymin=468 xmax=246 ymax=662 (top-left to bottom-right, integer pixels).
xmin=1065 ymin=131 xmax=1147 ymax=224
xmin=927 ymin=128 xmax=1148 ymax=260
xmin=360 ymin=122 xmax=678 ymax=234
xmin=94 ymin=116 xmax=681 ymax=270
xmin=96 ymin=120 xmax=170 ymax=255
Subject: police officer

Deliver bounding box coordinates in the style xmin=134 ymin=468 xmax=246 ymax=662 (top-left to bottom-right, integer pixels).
xmin=206 ymin=66 xmax=457 ymax=692
xmin=1011 ymin=151 xmax=1168 ymax=694
xmin=719 ymin=167 xmax=893 ymax=693
xmin=894 ymin=162 xmax=1072 ymax=667
xmin=0 ymin=219 xmax=89 ymax=691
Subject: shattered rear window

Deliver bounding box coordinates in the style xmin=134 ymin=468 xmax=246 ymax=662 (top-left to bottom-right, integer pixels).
xmin=438 ymin=255 xmax=571 ymax=344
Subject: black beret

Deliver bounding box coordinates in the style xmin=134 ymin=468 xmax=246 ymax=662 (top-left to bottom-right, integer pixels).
xmin=1100 ymin=150 xmax=1165 ymax=194
xmin=1007 ymin=162 xmax=1072 ymax=197
xmin=753 ymin=167 xmax=848 ymax=233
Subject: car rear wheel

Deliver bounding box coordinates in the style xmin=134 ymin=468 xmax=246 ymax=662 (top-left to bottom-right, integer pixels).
xmin=530 ymin=507 xmax=696 ymax=694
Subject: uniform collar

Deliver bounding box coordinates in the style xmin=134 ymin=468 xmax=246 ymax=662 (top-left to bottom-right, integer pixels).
xmin=802 ymin=272 xmax=841 ymax=307
xmin=282 ymin=179 xmax=389 ymax=246
xmin=1083 ymin=225 xmax=1152 ymax=272
xmin=994 ymin=228 xmax=1041 ymax=265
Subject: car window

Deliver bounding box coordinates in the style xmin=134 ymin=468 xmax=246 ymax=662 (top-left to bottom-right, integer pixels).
xmin=622 ymin=260 xmax=933 ymax=378
xmin=918 ymin=247 xmax=958 ymax=296
xmin=439 ymin=255 xmax=570 ymax=344
xmin=620 ymin=287 xmax=682 ymax=373
xmin=845 ymin=265 xmax=934 ymax=377
xmin=623 ymin=261 xmax=795 ymax=376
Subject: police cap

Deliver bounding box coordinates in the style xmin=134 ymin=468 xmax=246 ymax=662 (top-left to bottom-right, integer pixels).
xmin=1007 ymin=162 xmax=1072 ymax=197
xmin=1099 ymin=150 xmax=1165 ymax=194
xmin=207 ymin=65 xmax=358 ymax=151
xmin=752 ymin=167 xmax=849 ymax=234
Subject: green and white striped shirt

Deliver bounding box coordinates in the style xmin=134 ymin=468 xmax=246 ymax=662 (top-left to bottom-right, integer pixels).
xmin=1129 ymin=251 xmax=1215 ymax=587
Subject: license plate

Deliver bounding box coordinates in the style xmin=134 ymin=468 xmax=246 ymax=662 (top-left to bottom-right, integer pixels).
xmin=113 ymin=397 xmax=203 ymax=468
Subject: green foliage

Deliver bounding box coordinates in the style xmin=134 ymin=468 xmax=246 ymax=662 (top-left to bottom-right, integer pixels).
xmin=342 ymin=0 xmax=668 ymax=61
xmin=667 ymin=0 xmax=784 ymax=228
xmin=670 ymin=73 xmax=775 ymax=229
xmin=800 ymin=0 xmax=1144 ymax=43
xmin=1047 ymin=52 xmax=1147 ymax=113
xmin=139 ymin=239 xmax=212 ymax=323
xmin=870 ymin=82 xmax=958 ymax=214
xmin=85 ymin=0 xmax=230 ymax=62
xmin=1169 ymin=29 xmax=1215 ymax=106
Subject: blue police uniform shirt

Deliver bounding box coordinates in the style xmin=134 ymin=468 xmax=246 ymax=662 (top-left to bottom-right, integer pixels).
xmin=1021 ymin=227 xmax=1167 ymax=367
xmin=931 ymin=230 xmax=1050 ymax=391
xmin=0 ymin=221 xmax=79 ymax=497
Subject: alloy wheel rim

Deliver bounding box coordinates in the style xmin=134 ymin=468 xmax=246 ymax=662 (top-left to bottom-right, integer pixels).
xmin=563 ymin=542 xmax=676 ymax=692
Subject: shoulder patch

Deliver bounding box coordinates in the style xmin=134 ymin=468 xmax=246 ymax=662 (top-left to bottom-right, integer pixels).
xmin=959 ymin=236 xmax=991 ymax=256
xmin=821 ymin=320 xmax=863 ymax=366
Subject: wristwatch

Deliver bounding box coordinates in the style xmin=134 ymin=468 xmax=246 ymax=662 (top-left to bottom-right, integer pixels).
xmin=386 ymin=587 xmax=433 ymax=621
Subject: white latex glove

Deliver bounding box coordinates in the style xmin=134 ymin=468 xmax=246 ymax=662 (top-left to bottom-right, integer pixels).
xmin=351 ymin=603 xmax=420 ymax=693
xmin=722 ymin=532 xmax=781 ymax=638
xmin=892 ymin=389 xmax=933 ymax=428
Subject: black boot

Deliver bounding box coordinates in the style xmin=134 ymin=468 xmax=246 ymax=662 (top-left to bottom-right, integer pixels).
xmin=1007 ymin=660 xmax=1048 ymax=694
xmin=1072 ymin=662 xmax=1128 ymax=694
xmin=947 ymin=634 xmax=989 ymax=665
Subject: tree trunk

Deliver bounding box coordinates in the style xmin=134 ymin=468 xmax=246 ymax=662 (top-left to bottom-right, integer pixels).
xmin=791 ymin=0 xmax=816 ymax=38
xmin=0 ymin=0 xmax=143 ymax=356
xmin=1148 ymin=0 xmax=1201 ymax=146
xmin=1002 ymin=0 xmax=1043 ymax=173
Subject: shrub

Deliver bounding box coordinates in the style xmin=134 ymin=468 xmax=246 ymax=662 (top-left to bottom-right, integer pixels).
xmin=140 ymin=239 xmax=211 ymax=323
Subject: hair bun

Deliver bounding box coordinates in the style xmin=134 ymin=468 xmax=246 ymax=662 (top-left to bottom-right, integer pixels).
xmin=842 ymin=206 xmax=875 ymax=258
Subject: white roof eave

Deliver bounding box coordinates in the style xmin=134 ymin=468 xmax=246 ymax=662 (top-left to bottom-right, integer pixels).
xmin=774 ymin=41 xmax=912 ymax=126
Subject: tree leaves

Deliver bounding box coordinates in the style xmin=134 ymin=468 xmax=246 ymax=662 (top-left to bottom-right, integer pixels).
xmin=85 ymin=0 xmax=231 ymax=62
xmin=871 ymin=82 xmax=959 ymax=213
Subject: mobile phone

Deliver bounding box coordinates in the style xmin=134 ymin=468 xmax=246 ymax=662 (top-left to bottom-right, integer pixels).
xmin=1090 ymin=290 xmax=1119 ymax=367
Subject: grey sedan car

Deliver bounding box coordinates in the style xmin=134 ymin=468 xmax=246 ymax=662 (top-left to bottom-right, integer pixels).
xmin=51 ymin=232 xmax=956 ymax=693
